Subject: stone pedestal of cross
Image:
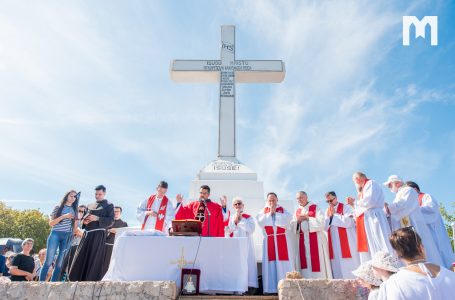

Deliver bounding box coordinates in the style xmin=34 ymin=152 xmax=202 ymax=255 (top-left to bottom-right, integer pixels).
xmin=170 ymin=25 xmax=285 ymax=160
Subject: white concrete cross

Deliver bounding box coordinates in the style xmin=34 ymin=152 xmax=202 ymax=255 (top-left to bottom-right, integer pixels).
xmin=170 ymin=25 xmax=285 ymax=159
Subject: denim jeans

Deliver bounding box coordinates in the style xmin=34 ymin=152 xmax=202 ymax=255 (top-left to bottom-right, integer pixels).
xmin=39 ymin=230 xmax=71 ymax=281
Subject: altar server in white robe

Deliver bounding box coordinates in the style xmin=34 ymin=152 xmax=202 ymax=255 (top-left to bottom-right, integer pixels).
xmin=257 ymin=192 xmax=294 ymax=294
xmin=136 ymin=181 xmax=176 ymax=234
xmin=406 ymin=181 xmax=455 ymax=269
xmin=324 ymin=191 xmax=360 ymax=279
xmin=349 ymin=172 xmax=393 ymax=263
xmin=227 ymin=197 xmax=258 ymax=288
xmin=383 ymin=175 xmax=442 ymax=265
xmin=378 ymin=227 xmax=455 ymax=300
xmin=291 ymin=191 xmax=332 ymax=279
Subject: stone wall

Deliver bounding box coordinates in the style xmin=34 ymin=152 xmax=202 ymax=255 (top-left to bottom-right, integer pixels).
xmin=0 ymin=281 xmax=177 ymax=300
xmin=1 ymin=279 xmax=360 ymax=300
xmin=278 ymin=279 xmax=361 ymax=300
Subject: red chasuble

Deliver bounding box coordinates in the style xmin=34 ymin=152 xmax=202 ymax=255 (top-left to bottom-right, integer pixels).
xmin=296 ymin=204 xmax=320 ymax=272
xmin=328 ymin=203 xmax=352 ymax=259
xmin=141 ymin=195 xmax=169 ymax=232
xmin=175 ymin=200 xmax=224 ymax=237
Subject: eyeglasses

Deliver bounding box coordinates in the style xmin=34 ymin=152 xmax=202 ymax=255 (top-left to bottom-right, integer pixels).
xmin=234 ymin=203 xmax=243 ymax=206
xmin=78 ymin=210 xmax=85 ymax=213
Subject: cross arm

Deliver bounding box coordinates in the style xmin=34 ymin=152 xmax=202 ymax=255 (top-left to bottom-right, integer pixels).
xmin=170 ymin=60 xmax=222 ymax=83
xmin=235 ymin=60 xmax=285 ymax=83
xmin=170 ymin=59 xmax=285 ymax=83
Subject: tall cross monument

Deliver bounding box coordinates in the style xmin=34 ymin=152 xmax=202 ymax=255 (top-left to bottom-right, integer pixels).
xmin=170 ymin=26 xmax=287 ymax=260
xmin=170 ymin=25 xmax=285 ymax=160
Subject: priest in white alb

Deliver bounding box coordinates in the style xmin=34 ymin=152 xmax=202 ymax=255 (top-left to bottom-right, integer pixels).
xmin=324 ymin=191 xmax=360 ymax=279
xmin=227 ymin=197 xmax=258 ymax=289
xmin=405 ymin=181 xmax=455 ymax=269
xmin=383 ymin=175 xmax=443 ymax=265
xmin=257 ymin=192 xmax=294 ymax=294
xmin=136 ymin=181 xmax=175 ymax=234
xmin=349 ymin=171 xmax=393 ymax=263
xmin=291 ymin=191 xmax=332 ymax=279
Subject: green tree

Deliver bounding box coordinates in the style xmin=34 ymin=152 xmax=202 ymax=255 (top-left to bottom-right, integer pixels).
xmin=439 ymin=202 xmax=455 ymax=250
xmin=0 ymin=201 xmax=50 ymax=252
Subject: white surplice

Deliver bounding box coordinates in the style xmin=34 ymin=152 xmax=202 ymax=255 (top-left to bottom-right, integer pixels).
xmin=377 ymin=265 xmax=455 ymax=300
xmin=256 ymin=205 xmax=294 ymax=294
xmin=227 ymin=212 xmax=258 ymax=288
xmin=136 ymin=196 xmax=175 ymax=233
xmin=388 ymin=187 xmax=443 ymax=265
xmin=419 ymin=193 xmax=455 ymax=269
xmin=324 ymin=202 xmax=360 ymax=279
xmin=291 ymin=202 xmax=332 ymax=279
xmin=356 ymin=180 xmax=394 ymax=263
xmin=368 ymin=288 xmax=380 ymax=300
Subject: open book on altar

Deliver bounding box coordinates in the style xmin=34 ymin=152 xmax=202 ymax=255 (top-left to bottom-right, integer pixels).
xmin=170 ymin=219 xmax=202 ymax=236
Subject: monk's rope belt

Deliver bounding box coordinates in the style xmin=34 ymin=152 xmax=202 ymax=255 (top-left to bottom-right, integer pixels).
xmin=85 ymin=228 xmax=106 ymax=233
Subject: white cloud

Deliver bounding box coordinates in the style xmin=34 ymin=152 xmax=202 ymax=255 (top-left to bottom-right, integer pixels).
xmin=0 ymin=2 xmax=218 ymax=190
xmin=228 ymin=0 xmax=446 ymax=201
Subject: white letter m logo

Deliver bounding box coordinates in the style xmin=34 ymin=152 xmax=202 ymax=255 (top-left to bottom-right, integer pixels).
xmin=403 ymin=16 xmax=438 ymax=46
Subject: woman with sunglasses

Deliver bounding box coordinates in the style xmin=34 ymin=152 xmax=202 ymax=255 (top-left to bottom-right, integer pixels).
xmin=39 ymin=190 xmax=78 ymax=281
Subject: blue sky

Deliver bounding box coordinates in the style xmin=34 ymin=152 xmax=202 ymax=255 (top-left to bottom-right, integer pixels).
xmin=1 ymin=0 xmax=454 ymax=226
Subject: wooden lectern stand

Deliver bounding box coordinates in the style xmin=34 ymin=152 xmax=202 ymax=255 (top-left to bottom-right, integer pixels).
xmin=170 ymin=219 xmax=202 ymax=236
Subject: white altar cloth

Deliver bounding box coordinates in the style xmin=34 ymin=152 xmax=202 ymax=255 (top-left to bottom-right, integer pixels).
xmin=103 ymin=234 xmax=249 ymax=293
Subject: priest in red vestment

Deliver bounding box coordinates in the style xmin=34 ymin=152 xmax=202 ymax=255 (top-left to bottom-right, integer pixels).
xmin=175 ymin=185 xmax=227 ymax=237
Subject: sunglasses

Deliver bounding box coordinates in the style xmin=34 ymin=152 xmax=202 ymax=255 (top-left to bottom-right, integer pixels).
xmin=78 ymin=210 xmax=85 ymax=213
xmin=234 ymin=203 xmax=243 ymax=206
xmin=326 ymin=197 xmax=336 ymax=203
